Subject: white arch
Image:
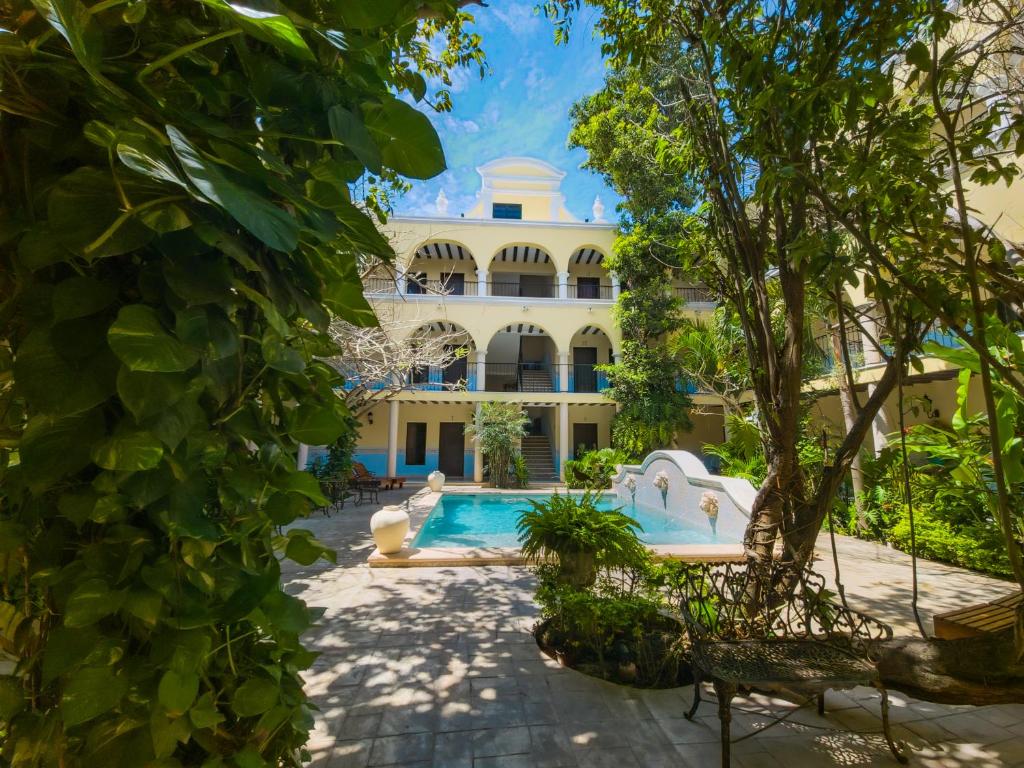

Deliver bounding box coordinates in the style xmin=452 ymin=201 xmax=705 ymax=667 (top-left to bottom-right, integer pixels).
xmin=402 ymin=237 xmax=479 ymax=270
xmin=404 ymin=319 xmax=481 ymax=351
xmin=483 ymin=241 xmax=557 ymax=273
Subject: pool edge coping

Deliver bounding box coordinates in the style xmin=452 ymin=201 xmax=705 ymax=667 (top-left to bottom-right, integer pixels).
xmin=367 ymin=487 xmax=746 ymax=568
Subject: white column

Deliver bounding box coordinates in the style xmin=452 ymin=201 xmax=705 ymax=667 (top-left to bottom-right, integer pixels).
xmin=557 ymin=351 xmax=570 ymax=393
xmin=387 ymin=399 xmax=400 ymax=476
xmin=558 ymin=402 xmax=570 ymax=481
xmin=611 ymin=273 xmax=620 ymax=300
xmin=861 ymin=314 xmax=882 ymax=365
xmin=557 ymin=271 xmax=569 ymax=300
xmin=297 ymin=443 xmax=309 ymax=470
xmin=868 ymin=382 xmax=892 ymax=457
xmin=397 ymin=269 xmax=407 ymax=296
xmin=476 ymin=267 xmax=487 ymax=297
xmin=613 ymin=352 xmax=622 ymax=365
xmin=473 ymin=404 xmax=483 ymax=483
xmin=475 ymin=350 xmax=486 ymax=392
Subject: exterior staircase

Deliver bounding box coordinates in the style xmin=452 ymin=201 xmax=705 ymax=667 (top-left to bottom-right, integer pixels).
xmin=520 ymin=435 xmax=558 ymax=483
xmin=519 ymin=367 xmax=554 ymax=392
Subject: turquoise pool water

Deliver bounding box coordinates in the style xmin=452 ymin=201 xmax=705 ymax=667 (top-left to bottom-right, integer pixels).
xmin=411 ymin=493 xmax=729 ymax=549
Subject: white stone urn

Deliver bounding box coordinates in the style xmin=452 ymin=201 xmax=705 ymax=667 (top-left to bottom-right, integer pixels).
xmin=370 ymin=507 xmax=410 ymax=554
xmin=427 ymin=470 xmax=445 ymax=492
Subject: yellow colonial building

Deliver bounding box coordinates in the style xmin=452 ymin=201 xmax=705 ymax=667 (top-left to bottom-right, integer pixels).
xmin=346 ymin=157 xmax=720 ymax=482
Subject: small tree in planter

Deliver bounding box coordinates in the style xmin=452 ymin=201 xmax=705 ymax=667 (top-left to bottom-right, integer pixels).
xmin=465 ymin=402 xmax=529 ymax=488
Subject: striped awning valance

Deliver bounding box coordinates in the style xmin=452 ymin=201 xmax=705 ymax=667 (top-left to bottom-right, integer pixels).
xmin=576 ymin=325 xmax=607 ymax=336
xmin=413 ymin=322 xmax=475 ymax=347
xmin=501 ymin=324 xmax=549 ymax=336
xmin=414 ymin=242 xmax=473 ymax=261
xmin=571 ymin=247 xmax=604 ymax=265
xmin=495 ymin=246 xmax=551 ymax=264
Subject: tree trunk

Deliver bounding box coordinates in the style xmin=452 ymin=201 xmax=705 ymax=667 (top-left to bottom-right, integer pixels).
xmin=875 ymin=632 xmax=1024 ymax=705
xmin=831 ymin=331 xmax=867 ymax=532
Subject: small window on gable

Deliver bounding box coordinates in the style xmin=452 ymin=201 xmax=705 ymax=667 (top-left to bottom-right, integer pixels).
xmin=492 ymin=203 xmax=523 ymax=220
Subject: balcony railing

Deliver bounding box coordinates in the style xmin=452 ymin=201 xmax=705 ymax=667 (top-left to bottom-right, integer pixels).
xmin=363 ymin=278 xmax=613 ymax=300
xmin=568 ymin=283 xmax=614 ymax=300
xmin=479 ymin=363 xmax=611 ymax=393
xmin=490 ymin=280 xmax=557 ymax=299
xmin=673 ymin=285 xmax=716 ymax=303
xmin=364 ymin=277 xmax=482 ymax=296
xmin=808 ymin=326 xmax=964 ymax=378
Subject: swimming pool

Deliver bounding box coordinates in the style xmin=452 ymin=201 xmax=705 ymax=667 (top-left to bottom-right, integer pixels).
xmin=411 ymin=492 xmax=734 ymax=549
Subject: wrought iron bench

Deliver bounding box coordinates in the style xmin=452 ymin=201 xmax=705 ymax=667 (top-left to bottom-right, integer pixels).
xmin=671 ymin=561 xmax=907 ymax=767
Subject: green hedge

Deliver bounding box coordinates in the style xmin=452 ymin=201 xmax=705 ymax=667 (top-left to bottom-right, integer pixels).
xmin=888 ymin=506 xmax=1013 ymax=577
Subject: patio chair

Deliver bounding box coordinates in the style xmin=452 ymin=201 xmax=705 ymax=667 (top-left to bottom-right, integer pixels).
xmin=318 ymin=478 xmax=352 ymax=516
xmin=353 ymin=461 xmax=406 ymax=491
xmin=671 ymin=561 xmax=907 ymax=768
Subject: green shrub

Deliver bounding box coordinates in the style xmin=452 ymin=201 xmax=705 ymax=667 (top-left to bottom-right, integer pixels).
xmin=0 ymin=0 xmax=481 ymax=764
xmin=889 ymin=506 xmax=1012 ymax=577
xmin=512 ymin=453 xmax=530 ymax=488
xmin=517 ymin=492 xmax=646 ymax=587
xmin=465 ymin=402 xmax=530 ymax=488
xmin=564 ymin=448 xmax=629 ymax=490
xmin=534 ymin=563 xmax=689 ymax=687
xmin=309 ymin=415 xmax=361 ymax=481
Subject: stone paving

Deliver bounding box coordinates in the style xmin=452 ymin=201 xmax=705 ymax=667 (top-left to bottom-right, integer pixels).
xmin=284 ymin=486 xmax=1024 ymax=768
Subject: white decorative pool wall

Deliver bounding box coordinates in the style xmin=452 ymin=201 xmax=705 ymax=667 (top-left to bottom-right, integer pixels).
xmin=611 ymin=450 xmax=755 ymax=543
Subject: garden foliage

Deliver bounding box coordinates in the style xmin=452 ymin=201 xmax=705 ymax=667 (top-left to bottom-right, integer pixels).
xmin=0 ymin=0 xmax=481 ymax=764
xmin=520 ymin=493 xmax=689 ymax=687
xmin=563 ymin=447 xmax=629 ymax=490
xmin=517 ymin=492 xmax=646 ymax=587
xmin=849 ymin=366 xmax=1023 ymax=577
xmin=464 ymin=402 xmax=529 ymax=489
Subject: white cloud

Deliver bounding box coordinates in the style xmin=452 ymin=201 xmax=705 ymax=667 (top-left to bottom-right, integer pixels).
xmin=487 ymin=2 xmax=543 ymax=39
xmin=441 ymin=116 xmax=480 ymax=134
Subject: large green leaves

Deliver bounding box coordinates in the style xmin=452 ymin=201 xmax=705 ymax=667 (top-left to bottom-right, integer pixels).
xmin=30 ymin=0 xmax=118 ymax=92
xmin=230 ymin=677 xmax=278 ymax=717
xmin=366 ymin=98 xmax=446 ymax=179
xmin=1 ymin=0 xmax=480 ymax=761
xmin=108 ymin=305 xmax=199 ymax=373
xmin=158 ymin=669 xmax=199 ymax=714
xmin=92 ymin=430 xmax=164 ymax=471
xmin=199 ymin=0 xmax=314 ymax=62
xmin=20 ymin=410 xmax=104 ymax=490
xmin=61 ymin=666 xmax=128 ymax=727
xmin=167 ymin=126 xmax=299 ymax=253
xmin=65 ymin=579 xmax=124 ymax=627
xmin=328 ymin=106 xmax=382 ymax=173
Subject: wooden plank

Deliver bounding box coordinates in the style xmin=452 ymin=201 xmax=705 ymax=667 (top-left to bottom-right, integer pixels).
xmin=933 ymin=591 xmax=1022 ymax=640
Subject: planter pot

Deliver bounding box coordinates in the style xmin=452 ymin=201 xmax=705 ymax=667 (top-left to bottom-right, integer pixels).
xmin=617 ymin=662 xmax=638 ymax=684
xmin=427 ymin=470 xmax=445 ymax=492
xmin=370 ymin=507 xmax=410 ymax=554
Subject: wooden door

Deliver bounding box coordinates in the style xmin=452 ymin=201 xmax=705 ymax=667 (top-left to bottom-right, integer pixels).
xmin=573 ymin=347 xmax=598 ymax=392
xmin=438 ymin=422 xmax=465 ymax=477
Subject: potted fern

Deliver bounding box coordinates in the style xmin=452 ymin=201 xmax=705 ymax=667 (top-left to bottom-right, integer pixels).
xmin=516 ymin=492 xmax=646 ymax=587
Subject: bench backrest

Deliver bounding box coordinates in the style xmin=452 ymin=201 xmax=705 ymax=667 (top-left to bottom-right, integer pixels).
xmin=675 ymin=561 xmax=892 ymax=650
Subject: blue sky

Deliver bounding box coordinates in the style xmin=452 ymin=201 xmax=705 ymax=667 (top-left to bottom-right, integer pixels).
xmin=394 ymin=1 xmax=623 ymax=220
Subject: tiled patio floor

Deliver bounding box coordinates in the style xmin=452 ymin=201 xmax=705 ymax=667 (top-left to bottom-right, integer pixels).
xmin=284 ymin=486 xmax=1024 ymax=767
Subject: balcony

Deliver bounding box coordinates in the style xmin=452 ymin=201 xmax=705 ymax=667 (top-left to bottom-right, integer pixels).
xmin=672 ymin=284 xmax=716 ymax=303
xmin=568 ymin=282 xmax=614 ymax=300
xmin=362 ymin=277 xmax=615 ymax=301
xmin=807 ymin=326 xmax=964 ymax=378
xmin=481 ymin=363 xmax=609 ymax=394
xmin=364 ymin=276 xmax=482 ymax=296
xmin=490 ymin=279 xmax=556 ymax=299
